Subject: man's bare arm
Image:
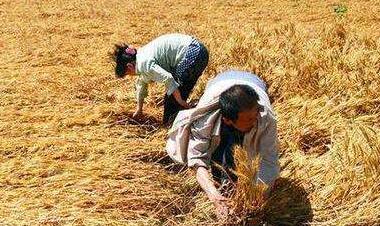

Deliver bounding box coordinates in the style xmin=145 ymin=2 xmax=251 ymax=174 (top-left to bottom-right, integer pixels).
xmin=196 ymin=166 xmax=229 ymax=218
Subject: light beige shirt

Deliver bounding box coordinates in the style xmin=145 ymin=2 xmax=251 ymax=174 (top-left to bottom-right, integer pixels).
xmin=166 ymin=71 xmax=280 ymax=185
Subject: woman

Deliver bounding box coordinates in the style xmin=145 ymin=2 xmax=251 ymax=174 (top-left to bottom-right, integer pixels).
xmin=112 ymin=33 xmax=209 ymax=125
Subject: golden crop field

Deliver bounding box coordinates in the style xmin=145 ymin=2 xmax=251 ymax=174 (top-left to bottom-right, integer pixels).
xmin=1 ymin=0 xmax=380 ymax=225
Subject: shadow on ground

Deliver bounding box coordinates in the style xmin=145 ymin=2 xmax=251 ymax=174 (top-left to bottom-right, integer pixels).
xmin=263 ymin=178 xmax=313 ymax=226
xmin=106 ymin=111 xmax=162 ymax=135
xmin=134 ymin=150 xmax=187 ymax=174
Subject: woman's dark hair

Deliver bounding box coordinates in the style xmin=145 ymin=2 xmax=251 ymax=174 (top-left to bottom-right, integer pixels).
xmin=110 ymin=43 xmax=137 ymax=78
xmin=219 ymin=84 xmax=259 ymax=122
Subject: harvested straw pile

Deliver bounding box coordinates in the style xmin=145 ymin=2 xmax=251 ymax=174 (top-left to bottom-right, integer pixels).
xmin=228 ymin=148 xmax=268 ymax=225
xmin=1 ymin=0 xmax=380 ymax=225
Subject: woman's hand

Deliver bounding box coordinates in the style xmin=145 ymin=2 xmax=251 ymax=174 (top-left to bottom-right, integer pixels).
xmin=132 ymin=109 xmax=143 ymax=118
xmin=179 ymin=100 xmax=191 ymax=109
xmin=188 ymin=99 xmax=199 ymax=108
xmin=133 ymin=99 xmax=144 ymax=118
xmin=172 ymin=89 xmax=191 ymax=109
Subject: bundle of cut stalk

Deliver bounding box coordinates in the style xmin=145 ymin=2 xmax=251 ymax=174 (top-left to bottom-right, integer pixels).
xmin=227 ymin=146 xmax=268 ymax=225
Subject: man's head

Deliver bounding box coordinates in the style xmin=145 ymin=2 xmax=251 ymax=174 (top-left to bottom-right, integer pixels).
xmin=219 ymin=84 xmax=260 ymax=133
xmin=111 ymin=43 xmax=137 ymax=78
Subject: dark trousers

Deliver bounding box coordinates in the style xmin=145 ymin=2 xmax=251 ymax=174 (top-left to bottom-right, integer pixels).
xmin=211 ymin=122 xmax=244 ymax=184
xmin=162 ymin=42 xmax=209 ymax=125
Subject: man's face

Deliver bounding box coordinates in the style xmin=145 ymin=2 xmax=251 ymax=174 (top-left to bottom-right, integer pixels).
xmin=224 ymin=106 xmax=259 ymax=133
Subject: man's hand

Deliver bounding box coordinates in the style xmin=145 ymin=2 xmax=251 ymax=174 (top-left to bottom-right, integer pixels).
xmin=209 ymin=193 xmax=230 ymax=220
xmin=195 ymin=167 xmax=230 ymax=220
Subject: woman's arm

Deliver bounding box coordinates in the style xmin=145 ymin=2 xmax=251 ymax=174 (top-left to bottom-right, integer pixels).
xmin=148 ymin=63 xmax=190 ymax=108
xmin=133 ymin=78 xmax=148 ymax=118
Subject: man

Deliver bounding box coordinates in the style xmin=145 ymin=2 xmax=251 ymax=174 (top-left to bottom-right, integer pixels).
xmin=111 ymin=33 xmax=209 ymax=125
xmin=166 ymin=70 xmax=280 ymax=217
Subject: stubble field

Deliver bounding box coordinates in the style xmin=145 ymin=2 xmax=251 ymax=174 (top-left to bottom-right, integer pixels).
xmin=1 ymin=0 xmax=380 ymax=225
